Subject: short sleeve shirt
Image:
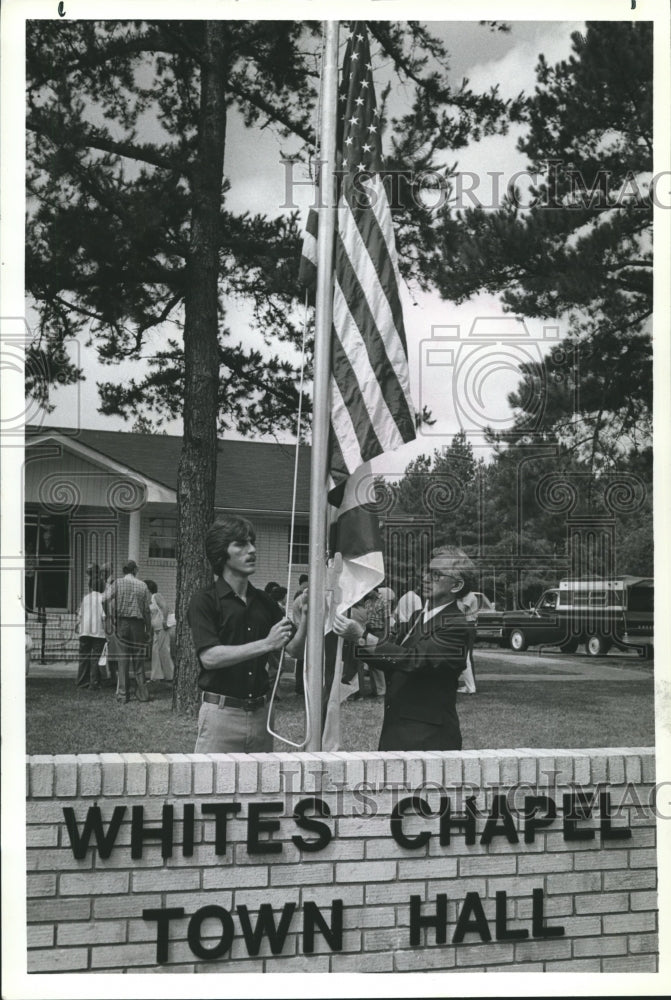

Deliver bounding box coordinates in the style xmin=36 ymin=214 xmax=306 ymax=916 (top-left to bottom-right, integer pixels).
xmin=187 ymin=577 xmax=284 ymax=697
xmin=79 ymin=592 xmax=105 ymax=638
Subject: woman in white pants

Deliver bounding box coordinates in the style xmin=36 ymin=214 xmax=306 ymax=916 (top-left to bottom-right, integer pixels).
xmin=145 ymin=579 xmax=174 ymax=682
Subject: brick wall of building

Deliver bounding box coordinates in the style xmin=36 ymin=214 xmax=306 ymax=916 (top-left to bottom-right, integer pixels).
xmin=25 ymin=748 xmax=657 ymax=974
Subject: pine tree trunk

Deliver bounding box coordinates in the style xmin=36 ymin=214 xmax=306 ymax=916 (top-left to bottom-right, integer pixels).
xmin=173 ymin=23 xmax=228 ymax=716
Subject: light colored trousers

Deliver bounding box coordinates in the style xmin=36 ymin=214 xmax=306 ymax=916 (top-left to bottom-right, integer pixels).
xmin=195 ymin=699 xmax=273 ymax=753
xmin=459 ymin=653 xmax=477 ymax=693
xmin=150 ymin=628 xmax=174 ymax=681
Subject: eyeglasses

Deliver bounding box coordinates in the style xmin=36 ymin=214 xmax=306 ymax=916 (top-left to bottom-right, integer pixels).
xmin=424 ymin=569 xmax=457 ymax=582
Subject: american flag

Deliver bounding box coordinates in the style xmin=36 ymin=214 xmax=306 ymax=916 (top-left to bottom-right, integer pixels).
xmin=302 ymin=23 xmax=416 ymax=748
xmin=300 ymin=22 xmax=416 ymax=517
xmin=325 ymin=22 xmax=416 ymax=614
xmin=328 ymin=22 xmax=416 ymax=495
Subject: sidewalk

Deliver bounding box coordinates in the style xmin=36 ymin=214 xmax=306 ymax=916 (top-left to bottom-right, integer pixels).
xmin=27 ymin=660 xmax=77 ymax=679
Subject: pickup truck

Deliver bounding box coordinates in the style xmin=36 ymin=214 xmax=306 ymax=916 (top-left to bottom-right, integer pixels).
xmin=474 ymin=576 xmax=654 ymax=658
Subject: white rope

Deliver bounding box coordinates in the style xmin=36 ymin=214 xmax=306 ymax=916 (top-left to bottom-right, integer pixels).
xmin=266 ymin=286 xmax=312 ymax=748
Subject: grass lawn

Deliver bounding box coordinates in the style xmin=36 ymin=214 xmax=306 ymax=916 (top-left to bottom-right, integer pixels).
xmin=25 ymin=671 xmax=655 ymax=755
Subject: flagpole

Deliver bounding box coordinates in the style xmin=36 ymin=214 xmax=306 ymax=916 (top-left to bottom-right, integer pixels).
xmin=305 ymin=20 xmax=339 ymax=752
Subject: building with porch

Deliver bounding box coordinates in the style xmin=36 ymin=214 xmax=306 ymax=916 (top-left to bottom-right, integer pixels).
xmin=25 ymin=426 xmax=310 ymax=658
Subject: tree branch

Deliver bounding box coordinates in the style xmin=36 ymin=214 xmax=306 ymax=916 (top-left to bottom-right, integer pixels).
xmin=36 ymin=29 xmax=193 ymax=82
xmin=27 ymin=111 xmax=184 ymax=174
xmin=226 ymin=78 xmax=314 ymax=145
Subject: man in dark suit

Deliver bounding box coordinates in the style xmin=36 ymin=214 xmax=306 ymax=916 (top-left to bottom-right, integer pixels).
xmin=333 ymin=548 xmax=475 ymax=751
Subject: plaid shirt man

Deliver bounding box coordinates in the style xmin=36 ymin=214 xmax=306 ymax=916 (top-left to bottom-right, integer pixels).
xmin=106 ymin=573 xmax=151 ymax=631
xmin=104 ymin=565 xmax=151 ymax=703
xmin=364 ymin=592 xmax=387 ymax=634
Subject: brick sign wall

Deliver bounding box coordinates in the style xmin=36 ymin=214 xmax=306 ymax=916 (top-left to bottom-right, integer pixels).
xmin=25 ymin=748 xmax=657 ymax=974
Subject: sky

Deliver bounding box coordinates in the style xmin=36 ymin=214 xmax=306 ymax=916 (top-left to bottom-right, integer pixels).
xmin=29 ymin=18 xmax=584 ymax=478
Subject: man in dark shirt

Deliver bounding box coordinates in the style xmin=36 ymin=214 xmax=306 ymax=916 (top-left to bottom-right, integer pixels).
xmin=333 ymin=547 xmax=475 ymax=751
xmin=188 ymin=515 xmax=307 ymax=752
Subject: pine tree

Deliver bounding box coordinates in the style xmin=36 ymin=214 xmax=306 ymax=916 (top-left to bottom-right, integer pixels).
xmin=427 ymin=22 xmax=653 ymax=468
xmin=26 ymin=20 xmax=516 ymax=713
xmin=391 ymin=23 xmax=654 ymax=602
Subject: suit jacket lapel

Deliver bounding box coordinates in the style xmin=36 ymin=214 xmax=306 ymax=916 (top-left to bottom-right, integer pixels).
xmin=402 ymin=603 xmax=461 ymax=646
xmin=401 ymin=608 xmax=423 ymax=646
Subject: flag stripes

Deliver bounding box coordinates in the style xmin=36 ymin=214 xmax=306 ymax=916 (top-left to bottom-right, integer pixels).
xmin=367 ymin=178 xmax=408 ymax=335
xmin=319 ymin=20 xmax=418 ymax=750
xmin=328 ymin=24 xmax=416 ymax=493
xmin=329 ymin=371 xmax=366 ymax=480
xmin=298 ymin=19 xmax=417 ymax=598
xmin=335 ymin=204 xmax=414 ymax=425
xmin=345 ymin=176 xmax=409 ymax=355
xmin=332 ymin=282 xmax=403 ymax=455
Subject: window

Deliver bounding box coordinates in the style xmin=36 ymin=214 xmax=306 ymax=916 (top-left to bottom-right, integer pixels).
xmin=628 ymin=584 xmax=653 ymax=613
xmin=539 ymin=591 xmax=558 ymax=611
xmin=148 ymin=518 xmax=177 ymax=559
xmin=24 ymin=512 xmax=70 ymax=610
xmin=289 ymin=523 xmax=309 ymax=564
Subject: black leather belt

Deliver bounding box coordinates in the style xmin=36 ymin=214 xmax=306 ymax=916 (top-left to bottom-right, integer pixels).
xmin=202 ymin=691 xmax=269 ymax=711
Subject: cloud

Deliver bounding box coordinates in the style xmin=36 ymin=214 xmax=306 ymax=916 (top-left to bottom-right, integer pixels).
xmin=466 ymin=22 xmax=585 ymax=102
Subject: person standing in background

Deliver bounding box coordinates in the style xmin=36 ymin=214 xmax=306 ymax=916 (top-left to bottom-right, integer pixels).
xmin=75 ymin=567 xmax=107 ymax=689
xmin=291 ymin=576 xmax=308 ymax=695
xmin=342 ymin=589 xmax=387 ymax=699
xmin=457 ymin=589 xmax=478 ymax=695
xmin=368 ymin=587 xmax=395 ymax=697
xmin=395 ymin=587 xmax=422 ymax=625
xmin=100 ymin=563 xmax=118 ymax=688
xmin=104 ymin=560 xmax=151 ymax=703
xmin=145 ymin=579 xmax=174 ymax=683
xmin=167 ymin=610 xmax=177 ymax=665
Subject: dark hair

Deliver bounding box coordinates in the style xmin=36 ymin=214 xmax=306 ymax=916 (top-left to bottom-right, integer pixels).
xmin=122 ymin=559 xmax=138 ymax=575
xmin=86 ymin=563 xmax=104 ymax=593
xmin=205 ymin=516 xmax=256 ymax=576
xmin=264 ymin=581 xmax=280 ymax=593
xmin=145 ymin=579 xmax=158 ymax=594
xmin=298 ymin=574 xmax=308 ymax=585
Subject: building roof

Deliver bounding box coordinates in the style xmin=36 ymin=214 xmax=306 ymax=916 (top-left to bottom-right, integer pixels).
xmin=26 ymin=426 xmax=311 ymax=515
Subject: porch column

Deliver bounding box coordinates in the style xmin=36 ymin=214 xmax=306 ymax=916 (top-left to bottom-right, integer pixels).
xmin=128 ymin=509 xmax=141 ymax=563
